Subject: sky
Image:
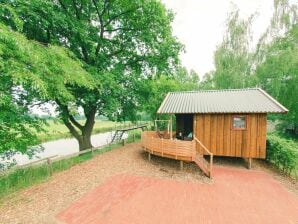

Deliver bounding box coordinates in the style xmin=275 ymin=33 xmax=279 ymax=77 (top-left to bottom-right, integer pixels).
xmin=161 ymin=0 xmax=275 ymax=78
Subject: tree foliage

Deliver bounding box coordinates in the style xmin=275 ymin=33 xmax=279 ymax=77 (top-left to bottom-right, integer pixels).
xmin=0 ymin=22 xmax=92 ymax=155
xmin=142 ymin=68 xmax=200 ymax=119
xmin=201 ymin=9 xmax=254 ymax=89
xmin=0 ymin=0 xmax=182 ymax=150
xmin=256 ymin=24 xmax=298 ymax=134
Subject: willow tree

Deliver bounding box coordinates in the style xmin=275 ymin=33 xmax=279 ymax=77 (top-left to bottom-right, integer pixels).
xmin=1 ymin=0 xmax=182 ymax=150
xmin=206 ymin=9 xmax=254 ymax=89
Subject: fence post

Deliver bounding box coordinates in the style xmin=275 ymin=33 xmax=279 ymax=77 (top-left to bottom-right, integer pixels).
xmin=133 ymin=133 xmax=135 ymax=142
xmin=122 ymin=139 xmax=125 ymax=146
xmin=47 ymin=158 xmax=52 ymax=176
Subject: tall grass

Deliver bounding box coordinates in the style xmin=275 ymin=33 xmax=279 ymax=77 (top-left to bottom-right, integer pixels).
xmin=0 ymin=131 xmax=141 ymax=200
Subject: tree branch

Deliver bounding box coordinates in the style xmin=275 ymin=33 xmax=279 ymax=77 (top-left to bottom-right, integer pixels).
xmin=56 ymin=100 xmax=84 ymax=131
xmin=104 ymin=8 xmax=139 ymax=28
xmin=57 ymin=0 xmax=68 ymax=13
xmin=92 ymin=0 xmax=110 ymax=56
xmin=83 ymin=106 xmax=97 ymax=135
xmin=62 ymin=119 xmax=82 ymax=141
xmin=71 ymin=0 xmax=81 ymax=19
xmin=104 ymin=27 xmax=137 ymax=33
xmin=69 ymin=115 xmax=84 ymax=130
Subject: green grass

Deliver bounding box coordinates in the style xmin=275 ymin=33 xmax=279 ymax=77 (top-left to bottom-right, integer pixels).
xmin=0 ymin=131 xmax=141 ymax=200
xmin=38 ymin=120 xmax=133 ymax=142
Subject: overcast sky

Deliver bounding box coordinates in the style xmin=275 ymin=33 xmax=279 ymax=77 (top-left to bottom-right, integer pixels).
xmin=162 ymin=0 xmax=275 ymax=78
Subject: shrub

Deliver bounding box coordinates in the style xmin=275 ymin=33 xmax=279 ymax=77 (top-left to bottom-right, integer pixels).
xmin=266 ymin=133 xmax=298 ymax=175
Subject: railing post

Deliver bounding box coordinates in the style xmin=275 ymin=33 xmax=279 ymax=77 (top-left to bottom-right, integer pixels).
xmin=210 ymin=154 xmax=213 ymax=178
xmin=161 ymin=138 xmax=163 ymax=156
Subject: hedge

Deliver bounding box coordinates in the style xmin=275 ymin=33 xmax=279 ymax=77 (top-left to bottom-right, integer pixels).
xmin=266 ymin=133 xmax=298 ymax=175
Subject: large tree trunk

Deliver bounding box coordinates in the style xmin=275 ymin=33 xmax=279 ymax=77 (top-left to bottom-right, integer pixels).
xmin=59 ymin=103 xmax=97 ymax=152
xmin=78 ymin=134 xmax=93 ymax=151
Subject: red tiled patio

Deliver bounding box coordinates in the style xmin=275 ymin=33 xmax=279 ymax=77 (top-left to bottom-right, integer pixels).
xmin=57 ymin=167 xmax=298 ymax=224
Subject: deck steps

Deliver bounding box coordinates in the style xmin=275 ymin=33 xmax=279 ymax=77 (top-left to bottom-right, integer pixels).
xmin=194 ymin=155 xmax=211 ymax=177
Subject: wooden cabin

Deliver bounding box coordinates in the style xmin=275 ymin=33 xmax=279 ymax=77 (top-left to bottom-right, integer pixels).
xmin=141 ymin=88 xmax=288 ymax=177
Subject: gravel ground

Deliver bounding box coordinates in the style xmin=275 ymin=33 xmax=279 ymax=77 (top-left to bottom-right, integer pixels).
xmin=0 ymin=142 xmax=297 ymax=224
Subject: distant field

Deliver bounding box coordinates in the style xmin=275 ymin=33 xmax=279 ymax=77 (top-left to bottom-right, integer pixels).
xmin=38 ymin=120 xmax=132 ymax=143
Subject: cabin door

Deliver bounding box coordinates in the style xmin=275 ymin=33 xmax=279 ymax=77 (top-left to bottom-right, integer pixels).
xmin=175 ymin=114 xmax=194 ymax=140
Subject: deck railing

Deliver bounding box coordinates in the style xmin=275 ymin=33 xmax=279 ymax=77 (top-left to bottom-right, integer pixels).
xmin=141 ymin=131 xmax=213 ymax=178
xmin=194 ymin=137 xmax=213 ymax=178
xmin=141 ymin=131 xmax=195 ymax=161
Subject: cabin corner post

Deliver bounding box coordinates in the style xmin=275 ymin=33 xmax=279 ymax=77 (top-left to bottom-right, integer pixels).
xmin=170 ymin=114 xmax=173 ymax=140
xmin=193 ymin=114 xmax=196 ymax=138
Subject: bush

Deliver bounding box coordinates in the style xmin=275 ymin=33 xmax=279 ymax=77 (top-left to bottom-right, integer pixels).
xmin=266 ymin=133 xmax=298 ymax=175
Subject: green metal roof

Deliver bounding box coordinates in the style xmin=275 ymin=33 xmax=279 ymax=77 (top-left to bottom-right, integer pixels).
xmin=157 ymin=88 xmax=288 ymax=114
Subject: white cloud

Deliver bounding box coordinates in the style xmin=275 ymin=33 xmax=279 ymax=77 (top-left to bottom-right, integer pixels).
xmin=162 ymin=0 xmax=274 ymax=77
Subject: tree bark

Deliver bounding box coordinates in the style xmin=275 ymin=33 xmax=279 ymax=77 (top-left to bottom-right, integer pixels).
xmin=76 ymin=107 xmax=96 ymax=151
xmin=78 ymin=134 xmax=93 ymax=151
xmin=58 ymin=101 xmax=96 ymax=151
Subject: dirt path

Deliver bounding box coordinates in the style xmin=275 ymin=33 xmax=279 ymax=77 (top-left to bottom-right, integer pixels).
xmin=0 ymin=142 xmax=297 ymax=224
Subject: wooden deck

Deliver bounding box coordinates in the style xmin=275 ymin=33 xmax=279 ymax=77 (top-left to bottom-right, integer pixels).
xmin=141 ymin=131 xmax=213 ymax=177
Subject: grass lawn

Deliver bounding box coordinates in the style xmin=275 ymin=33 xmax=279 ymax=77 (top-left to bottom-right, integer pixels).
xmin=38 ymin=120 xmax=133 ymax=142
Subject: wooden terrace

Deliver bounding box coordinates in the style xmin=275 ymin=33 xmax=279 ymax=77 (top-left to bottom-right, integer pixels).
xmin=141 ymin=131 xmax=213 ymax=177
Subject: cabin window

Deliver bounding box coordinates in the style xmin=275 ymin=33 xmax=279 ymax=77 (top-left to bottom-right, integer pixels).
xmin=232 ymin=115 xmax=246 ymax=130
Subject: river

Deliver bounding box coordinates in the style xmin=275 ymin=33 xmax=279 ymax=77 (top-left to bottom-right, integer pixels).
xmin=1 ymin=131 xmax=128 ymax=167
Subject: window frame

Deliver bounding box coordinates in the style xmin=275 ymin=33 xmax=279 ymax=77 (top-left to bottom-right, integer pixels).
xmin=231 ymin=115 xmax=247 ymax=130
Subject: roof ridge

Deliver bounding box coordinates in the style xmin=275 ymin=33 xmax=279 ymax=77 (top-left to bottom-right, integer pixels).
xmin=168 ymin=88 xmax=260 ymax=94
xmin=257 ymin=88 xmax=288 ymax=112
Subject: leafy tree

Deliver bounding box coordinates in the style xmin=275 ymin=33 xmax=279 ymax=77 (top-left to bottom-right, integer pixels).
xmin=254 ymin=0 xmax=298 ymax=136
xmin=203 ymin=9 xmax=254 ymax=89
xmin=0 ymin=0 xmax=182 ymax=150
xmin=255 ymin=0 xmax=298 ymax=63
xmin=142 ymin=67 xmax=200 ymax=119
xmin=256 ymin=24 xmax=298 ymax=135
xmin=0 ymin=23 xmax=93 ymax=155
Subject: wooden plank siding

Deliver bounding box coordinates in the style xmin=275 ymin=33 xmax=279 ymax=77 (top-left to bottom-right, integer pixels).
xmin=194 ymin=114 xmax=267 ymax=158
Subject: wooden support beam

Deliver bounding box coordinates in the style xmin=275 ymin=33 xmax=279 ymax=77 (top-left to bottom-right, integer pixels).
xmin=248 ymin=158 xmax=252 ymax=169
xmin=148 ymin=152 xmax=151 ymax=161
xmin=170 ymin=114 xmax=173 ymax=140
xmin=180 ymin=161 xmax=183 ymax=170
xmin=244 ymin=157 xmax=252 ymax=169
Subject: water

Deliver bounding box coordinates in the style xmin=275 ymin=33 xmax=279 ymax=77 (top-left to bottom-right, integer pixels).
xmin=1 ymin=131 xmax=128 ymax=167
